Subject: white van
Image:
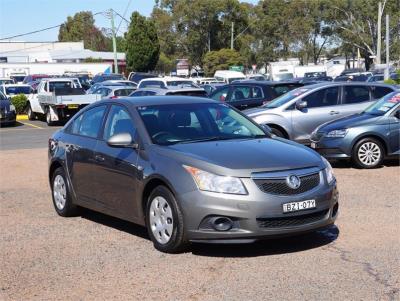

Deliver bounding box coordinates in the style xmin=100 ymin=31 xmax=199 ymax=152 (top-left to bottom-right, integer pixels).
xmin=214 ymin=70 xmax=246 ymax=84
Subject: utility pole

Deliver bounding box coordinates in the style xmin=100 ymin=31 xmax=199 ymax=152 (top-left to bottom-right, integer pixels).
xmin=385 ymin=14 xmax=390 ymax=80
xmin=108 ymin=9 xmax=119 ymax=74
xmin=231 ymin=22 xmax=234 ymax=50
xmin=377 ymin=2 xmax=382 ymax=64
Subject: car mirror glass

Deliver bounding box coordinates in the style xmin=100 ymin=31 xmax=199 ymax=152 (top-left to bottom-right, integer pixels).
xmin=296 ymin=100 xmax=307 ymax=110
xmin=107 ymin=132 xmax=138 ymax=149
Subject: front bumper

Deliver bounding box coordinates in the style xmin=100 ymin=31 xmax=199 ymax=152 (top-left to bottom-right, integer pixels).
xmin=179 ymin=175 xmax=339 ymax=242
xmin=310 ymin=136 xmax=351 ymax=159
xmin=0 ymin=111 xmax=16 ymax=125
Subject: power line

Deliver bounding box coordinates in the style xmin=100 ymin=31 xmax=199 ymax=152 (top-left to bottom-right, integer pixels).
xmin=117 ymin=0 xmax=132 ymax=34
xmin=0 ymin=11 xmax=105 ymax=41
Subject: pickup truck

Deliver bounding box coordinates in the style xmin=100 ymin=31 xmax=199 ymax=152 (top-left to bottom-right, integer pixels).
xmin=27 ymin=78 xmax=101 ymax=125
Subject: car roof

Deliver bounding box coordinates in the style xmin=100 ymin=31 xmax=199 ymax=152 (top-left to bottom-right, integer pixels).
xmin=102 ymin=96 xmax=217 ymax=107
xmin=302 ymin=82 xmax=395 ymax=89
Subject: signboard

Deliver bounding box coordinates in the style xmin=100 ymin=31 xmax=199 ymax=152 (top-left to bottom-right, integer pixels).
xmin=229 ymin=65 xmax=244 ymax=72
xmin=176 ymin=59 xmax=189 ymax=76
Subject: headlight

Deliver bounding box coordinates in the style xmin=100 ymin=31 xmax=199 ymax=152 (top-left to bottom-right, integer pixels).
xmin=183 ymin=165 xmax=247 ymax=195
xmin=9 ymin=104 xmax=16 ymax=112
xmin=321 ymin=157 xmax=335 ymax=184
xmin=326 ymin=129 xmax=347 ymax=138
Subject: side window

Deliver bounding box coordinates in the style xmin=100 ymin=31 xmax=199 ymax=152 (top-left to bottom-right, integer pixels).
xmin=230 ymin=86 xmax=251 ymax=102
xmin=131 ymin=91 xmax=143 ymax=97
xmin=44 ymin=82 xmax=48 ymax=92
xmin=100 ymin=88 xmax=111 ymax=97
xmin=251 ymin=86 xmax=264 ymax=99
xmin=342 ymin=86 xmax=370 ymax=104
xmin=103 ymin=105 xmax=136 ymax=140
xmin=303 ymin=87 xmax=339 ymax=108
xmin=371 ymin=86 xmax=393 ymax=100
xmin=211 ymin=87 xmax=229 ymax=101
xmin=75 ymin=105 xmax=107 ymax=138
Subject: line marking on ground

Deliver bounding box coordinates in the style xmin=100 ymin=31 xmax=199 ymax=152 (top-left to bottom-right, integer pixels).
xmin=20 ymin=122 xmax=44 ymax=129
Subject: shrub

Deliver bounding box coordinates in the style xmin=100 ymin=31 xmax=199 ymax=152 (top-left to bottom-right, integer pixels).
xmin=10 ymin=94 xmax=28 ymax=114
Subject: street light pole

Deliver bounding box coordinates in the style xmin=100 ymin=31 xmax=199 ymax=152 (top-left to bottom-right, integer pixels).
xmin=385 ymin=14 xmax=390 ymax=80
xmin=109 ymin=9 xmax=119 ymax=74
xmin=231 ymin=22 xmax=234 ymax=50
xmin=377 ymin=2 xmax=382 ymax=64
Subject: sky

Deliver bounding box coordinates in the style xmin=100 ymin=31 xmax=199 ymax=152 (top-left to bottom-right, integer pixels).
xmin=0 ymin=0 xmax=259 ymax=42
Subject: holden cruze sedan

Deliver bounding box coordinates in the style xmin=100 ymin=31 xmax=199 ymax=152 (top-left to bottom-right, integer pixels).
xmin=311 ymin=91 xmax=400 ymax=169
xmin=48 ymin=96 xmax=339 ymax=253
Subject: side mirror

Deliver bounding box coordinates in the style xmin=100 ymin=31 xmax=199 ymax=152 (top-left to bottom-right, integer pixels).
xmin=107 ymin=133 xmax=138 ymax=148
xmin=261 ymin=124 xmax=273 ymax=137
xmin=296 ymin=100 xmax=307 ymax=110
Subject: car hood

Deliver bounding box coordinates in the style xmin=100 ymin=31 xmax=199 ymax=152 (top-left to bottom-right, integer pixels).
xmin=317 ymin=113 xmax=382 ymax=132
xmin=151 ymin=138 xmax=324 ymax=177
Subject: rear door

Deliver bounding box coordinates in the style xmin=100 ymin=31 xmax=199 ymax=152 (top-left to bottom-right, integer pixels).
xmin=290 ymin=86 xmax=340 ymax=143
xmin=388 ymin=107 xmax=400 ymax=155
xmin=338 ymin=85 xmax=373 ymax=116
xmin=64 ymin=105 xmax=107 ymax=204
xmin=226 ymin=85 xmax=264 ymax=110
xmin=92 ymin=104 xmax=140 ymax=219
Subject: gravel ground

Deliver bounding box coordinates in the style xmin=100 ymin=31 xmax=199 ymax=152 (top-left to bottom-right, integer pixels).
xmin=0 ymin=148 xmax=399 ymax=301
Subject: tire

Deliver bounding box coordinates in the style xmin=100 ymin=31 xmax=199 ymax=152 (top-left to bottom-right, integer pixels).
xmin=27 ymin=104 xmax=36 ymax=121
xmin=51 ymin=167 xmax=80 ymax=217
xmin=145 ymin=185 xmax=189 ymax=253
xmin=46 ymin=107 xmax=55 ymax=126
xmin=352 ymin=138 xmax=384 ymax=169
xmin=270 ymin=126 xmax=286 ymax=138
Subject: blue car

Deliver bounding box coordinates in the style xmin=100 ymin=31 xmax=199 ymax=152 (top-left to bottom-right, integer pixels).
xmin=311 ymin=91 xmax=400 ymax=168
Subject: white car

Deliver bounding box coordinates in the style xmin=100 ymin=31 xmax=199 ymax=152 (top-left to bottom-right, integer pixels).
xmin=0 ymin=77 xmax=15 ymax=86
xmin=138 ymin=76 xmax=198 ymax=89
xmin=214 ymin=70 xmax=246 ymax=84
xmin=1 ymin=84 xmax=32 ymax=98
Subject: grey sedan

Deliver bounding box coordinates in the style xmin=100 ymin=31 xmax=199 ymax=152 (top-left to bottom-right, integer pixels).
xmin=244 ymin=82 xmax=396 ymax=144
xmin=48 ymin=96 xmax=338 ymax=252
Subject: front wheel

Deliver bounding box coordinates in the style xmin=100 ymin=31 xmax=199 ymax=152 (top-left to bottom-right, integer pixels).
xmin=352 ymin=138 xmax=384 ymax=169
xmin=269 ymin=126 xmax=286 ymax=138
xmin=145 ymin=186 xmax=189 ymax=253
xmin=51 ymin=167 xmax=80 ymax=217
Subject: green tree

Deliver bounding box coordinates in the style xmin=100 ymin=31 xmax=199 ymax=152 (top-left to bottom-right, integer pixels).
xmin=125 ymin=12 xmax=160 ymax=72
xmin=155 ymin=52 xmax=175 ymax=74
xmin=203 ymin=48 xmax=244 ymax=76
xmin=58 ymin=11 xmax=109 ymax=51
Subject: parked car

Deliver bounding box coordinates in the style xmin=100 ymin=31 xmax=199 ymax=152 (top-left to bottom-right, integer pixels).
xmin=334 ymin=73 xmax=372 ymax=82
xmin=130 ymin=87 xmax=207 ymax=97
xmin=86 ymin=82 xmax=127 ymax=94
xmin=200 ymin=83 xmax=226 ymax=95
xmin=209 ymin=80 xmax=304 ymax=110
xmin=48 ymin=96 xmax=339 ymax=253
xmin=92 ymin=73 xmax=125 ymax=84
xmin=89 ymin=85 xmax=136 ymax=99
xmin=1 ymin=84 xmax=32 ymax=97
xmin=311 ymin=91 xmax=400 ymax=168
xmin=214 ymin=70 xmax=246 ymax=83
xmin=244 ymin=82 xmax=397 ymax=144
xmin=367 ymin=73 xmax=399 ymax=83
xmin=0 ymin=91 xmax=16 ymax=126
xmin=138 ymin=77 xmax=198 ymax=89
xmin=128 ymin=72 xmax=156 ymax=83
xmin=0 ymin=77 xmax=15 ymax=85
xmin=101 ymin=80 xmax=137 ymax=87
xmin=10 ymin=74 xmax=26 ymax=84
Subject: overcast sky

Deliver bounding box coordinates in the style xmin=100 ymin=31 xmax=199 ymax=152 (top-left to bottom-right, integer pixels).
xmin=0 ymin=0 xmax=258 ymax=42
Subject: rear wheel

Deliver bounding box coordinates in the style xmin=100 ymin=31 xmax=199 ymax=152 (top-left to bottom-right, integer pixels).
xmin=51 ymin=167 xmax=80 ymax=217
xmin=27 ymin=104 xmax=36 ymax=121
xmin=352 ymin=138 xmax=384 ymax=169
xmin=145 ymin=186 xmax=189 ymax=253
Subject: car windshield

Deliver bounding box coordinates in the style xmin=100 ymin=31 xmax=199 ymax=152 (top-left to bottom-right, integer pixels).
xmin=363 ymin=92 xmax=400 ymax=116
xmin=274 ymin=73 xmax=293 ymax=81
xmin=137 ymin=103 xmax=266 ymax=145
xmin=5 ymin=86 xmax=31 ymax=94
xmin=263 ymin=87 xmax=310 ymax=108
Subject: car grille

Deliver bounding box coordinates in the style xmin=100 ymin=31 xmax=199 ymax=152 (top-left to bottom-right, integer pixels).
xmin=254 ymin=172 xmax=320 ymax=195
xmin=256 ymin=209 xmax=329 ymax=228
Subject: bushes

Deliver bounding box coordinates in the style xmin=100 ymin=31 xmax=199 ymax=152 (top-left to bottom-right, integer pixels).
xmin=10 ymin=94 xmax=28 ymax=114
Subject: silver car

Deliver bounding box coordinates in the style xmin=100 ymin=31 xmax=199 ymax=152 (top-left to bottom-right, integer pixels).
xmin=49 ymin=96 xmax=338 ymax=253
xmin=90 ymin=85 xmax=136 ymax=99
xmin=244 ymin=82 xmax=396 ymax=144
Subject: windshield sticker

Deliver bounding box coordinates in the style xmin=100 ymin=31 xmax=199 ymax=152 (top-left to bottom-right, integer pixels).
xmin=388 ymin=94 xmax=400 ymax=103
xmin=378 ymin=106 xmax=391 ymax=112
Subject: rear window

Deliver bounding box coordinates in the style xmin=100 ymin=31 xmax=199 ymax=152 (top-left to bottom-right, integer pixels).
xmin=342 ymin=86 xmax=370 ymax=104
xmin=166 ymin=90 xmax=208 ymax=97
xmin=166 ymin=81 xmax=197 ymax=88
xmin=140 ymin=80 xmax=165 ymax=88
xmin=49 ymin=81 xmax=73 ymax=91
xmin=5 ymin=86 xmax=31 ymax=94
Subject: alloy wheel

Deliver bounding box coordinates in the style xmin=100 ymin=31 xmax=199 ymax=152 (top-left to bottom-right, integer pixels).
xmin=357 ymin=142 xmax=381 ymax=166
xmin=53 ymin=175 xmax=67 ymax=210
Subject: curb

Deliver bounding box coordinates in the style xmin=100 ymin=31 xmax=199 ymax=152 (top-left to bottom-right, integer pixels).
xmin=17 ymin=115 xmax=29 ymax=121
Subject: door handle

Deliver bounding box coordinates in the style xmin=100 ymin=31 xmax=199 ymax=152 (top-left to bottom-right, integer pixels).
xmin=240 ymin=104 xmax=248 ymax=108
xmin=329 ymin=111 xmax=340 ymax=115
xmin=95 ymin=155 xmax=105 ymax=162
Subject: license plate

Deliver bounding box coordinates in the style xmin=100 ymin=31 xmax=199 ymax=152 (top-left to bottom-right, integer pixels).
xmin=283 ymin=200 xmax=316 ymax=213
xmin=68 ymin=104 xmax=79 ymax=109
xmin=310 ymin=142 xmax=317 ymax=149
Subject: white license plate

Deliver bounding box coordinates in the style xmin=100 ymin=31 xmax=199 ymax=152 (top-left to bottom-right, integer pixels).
xmin=283 ymin=200 xmax=316 ymax=213
xmin=310 ymin=142 xmax=317 ymax=149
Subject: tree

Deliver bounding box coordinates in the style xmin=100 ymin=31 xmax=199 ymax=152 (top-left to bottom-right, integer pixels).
xmin=125 ymin=12 xmax=160 ymax=72
xmin=58 ymin=11 xmax=109 ymax=51
xmin=203 ymin=48 xmax=244 ymax=76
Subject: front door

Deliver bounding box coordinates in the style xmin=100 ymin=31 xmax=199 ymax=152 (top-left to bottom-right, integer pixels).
xmin=388 ymin=109 xmax=400 ymax=155
xmin=92 ymin=104 xmax=140 ymax=220
xmin=291 ymin=86 xmax=340 ymax=143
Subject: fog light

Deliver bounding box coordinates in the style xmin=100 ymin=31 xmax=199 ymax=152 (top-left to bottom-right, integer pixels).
xmin=211 ymin=217 xmax=233 ymax=231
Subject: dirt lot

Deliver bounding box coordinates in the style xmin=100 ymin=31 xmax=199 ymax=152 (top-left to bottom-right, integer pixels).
xmin=0 ymin=147 xmax=399 ymax=301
